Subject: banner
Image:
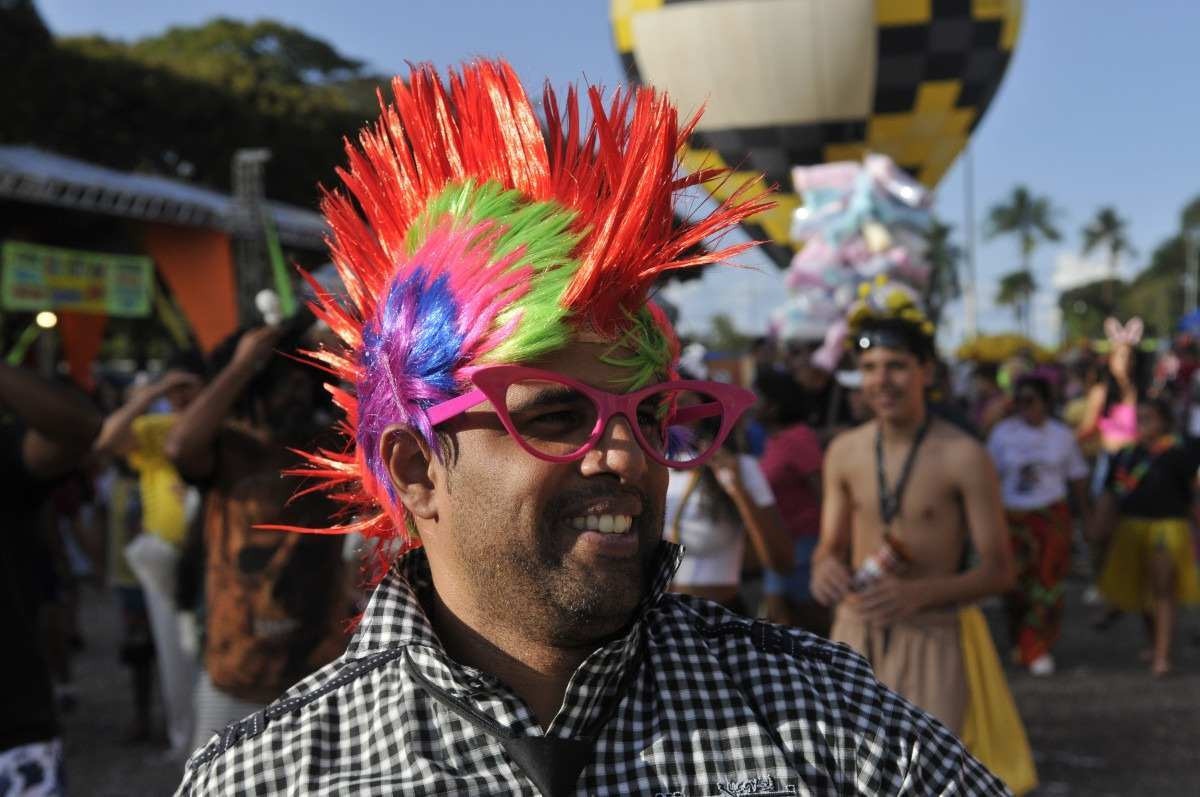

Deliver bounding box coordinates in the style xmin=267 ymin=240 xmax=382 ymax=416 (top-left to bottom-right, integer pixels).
xmin=1 ymin=240 xmax=154 ymax=317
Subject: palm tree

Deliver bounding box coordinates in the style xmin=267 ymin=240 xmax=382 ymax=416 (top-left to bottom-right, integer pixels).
xmin=986 ymin=186 xmax=1061 ymax=334
xmin=995 ymin=270 xmax=1037 ymax=334
xmin=923 ymin=219 xmax=962 ymax=329
xmin=1081 ymin=206 xmax=1135 ymax=311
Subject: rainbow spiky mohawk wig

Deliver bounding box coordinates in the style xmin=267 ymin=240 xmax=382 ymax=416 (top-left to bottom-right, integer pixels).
xmin=290 ymin=59 xmax=768 ymax=560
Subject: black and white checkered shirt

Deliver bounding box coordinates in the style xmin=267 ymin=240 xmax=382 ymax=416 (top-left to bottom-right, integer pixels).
xmin=178 ymin=542 xmax=1008 ymax=796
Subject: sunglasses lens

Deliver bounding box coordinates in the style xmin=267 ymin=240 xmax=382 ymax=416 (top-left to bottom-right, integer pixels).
xmin=502 ymin=377 xmax=598 ymax=457
xmin=639 ymin=386 xmax=726 ymax=467
xmin=498 ymin=376 xmax=730 ymax=465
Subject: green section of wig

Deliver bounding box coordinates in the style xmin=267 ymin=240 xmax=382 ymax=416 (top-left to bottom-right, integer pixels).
xmin=600 ymin=306 xmax=678 ymax=391
xmin=400 ymin=179 xmax=678 ymax=385
xmin=405 ymin=180 xmax=583 ymax=366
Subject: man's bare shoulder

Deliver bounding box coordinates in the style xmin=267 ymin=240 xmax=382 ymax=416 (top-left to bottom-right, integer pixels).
xmin=825 ymin=421 xmax=875 ymax=467
xmin=928 ymin=417 xmax=993 ymax=474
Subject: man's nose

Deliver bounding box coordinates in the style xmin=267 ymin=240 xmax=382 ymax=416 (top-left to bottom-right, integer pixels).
xmin=580 ymin=413 xmax=649 ymax=482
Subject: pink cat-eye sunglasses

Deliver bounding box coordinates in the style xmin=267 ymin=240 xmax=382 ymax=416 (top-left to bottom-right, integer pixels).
xmin=425 ymin=365 xmax=755 ymax=469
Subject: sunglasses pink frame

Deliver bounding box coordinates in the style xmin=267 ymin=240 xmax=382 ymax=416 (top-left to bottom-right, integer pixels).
xmin=425 ymin=365 xmax=755 ymax=468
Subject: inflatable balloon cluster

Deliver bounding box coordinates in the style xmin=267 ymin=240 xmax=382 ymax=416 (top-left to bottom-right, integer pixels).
xmin=769 ymin=153 xmax=937 ymax=371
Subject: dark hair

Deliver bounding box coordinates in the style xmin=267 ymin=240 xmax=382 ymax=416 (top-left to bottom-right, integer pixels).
xmin=1015 ymin=375 xmax=1053 ymax=408
xmin=691 ymin=414 xmax=743 ymax=526
xmin=1070 ymin=358 xmax=1100 ymax=385
xmin=854 ymin=317 xmax=934 ymax=362
xmin=972 ymin=363 xmax=999 ymax=383
xmin=165 ymin=348 xmax=207 ymax=379
xmin=1139 ymin=396 xmax=1176 ymax=433
xmin=206 ymin=327 xmax=323 ymax=423
xmin=1103 ymin=345 xmax=1151 ymax=415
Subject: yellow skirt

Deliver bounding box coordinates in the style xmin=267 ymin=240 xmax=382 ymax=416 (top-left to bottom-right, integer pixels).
xmin=959 ymin=607 xmax=1038 ymax=796
xmin=1098 ymin=517 xmax=1200 ymax=612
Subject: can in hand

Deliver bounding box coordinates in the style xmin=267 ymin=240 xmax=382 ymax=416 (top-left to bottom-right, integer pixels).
xmin=850 ymin=534 xmax=911 ymax=592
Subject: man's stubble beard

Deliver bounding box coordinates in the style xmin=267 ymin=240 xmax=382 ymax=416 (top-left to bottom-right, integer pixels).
xmin=450 ymin=474 xmax=664 ymax=649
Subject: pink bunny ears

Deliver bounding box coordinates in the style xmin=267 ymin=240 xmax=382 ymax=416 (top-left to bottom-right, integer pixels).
xmin=1104 ymin=316 xmax=1144 ymax=347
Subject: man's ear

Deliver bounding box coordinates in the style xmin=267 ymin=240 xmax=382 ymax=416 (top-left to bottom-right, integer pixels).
xmin=380 ymin=425 xmax=439 ymax=521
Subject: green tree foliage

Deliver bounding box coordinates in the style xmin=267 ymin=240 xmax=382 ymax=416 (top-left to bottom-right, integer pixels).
xmin=707 ymin=314 xmax=751 ymax=352
xmin=1183 ymin=196 xmax=1200 ymax=232
xmin=985 ymin=185 xmax=1061 ymax=334
xmin=1115 ymin=196 xmax=1200 ymax=337
xmin=1 ymin=6 xmax=387 ymax=207
xmin=995 ymin=269 xmax=1037 ymax=335
xmin=1123 ymin=231 xmax=1189 ymax=337
xmin=1059 ymin=196 xmax=1200 ymax=341
xmin=923 ymin=218 xmax=961 ymax=330
xmin=0 ymin=0 xmax=51 ymax=52
xmin=1081 ymin=206 xmax=1135 ymax=309
xmin=120 ymin=18 xmax=366 ymax=88
xmin=1082 ymin=206 xmax=1135 ymax=274
xmin=986 ymin=185 xmax=1062 ymax=266
xmin=1057 ymin=278 xmax=1125 ymax=340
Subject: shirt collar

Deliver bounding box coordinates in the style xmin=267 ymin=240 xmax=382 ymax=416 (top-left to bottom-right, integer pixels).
xmin=346 ymin=540 xmax=681 ymax=736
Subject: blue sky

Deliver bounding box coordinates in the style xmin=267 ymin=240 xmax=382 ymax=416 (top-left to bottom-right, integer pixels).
xmin=37 ymin=1 xmax=1200 ymax=345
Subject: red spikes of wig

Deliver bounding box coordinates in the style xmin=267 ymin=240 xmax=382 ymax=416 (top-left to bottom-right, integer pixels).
xmin=321 ymin=59 xmax=770 ymax=346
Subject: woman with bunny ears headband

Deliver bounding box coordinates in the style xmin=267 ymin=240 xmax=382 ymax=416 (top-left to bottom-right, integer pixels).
xmin=1076 ymin=317 xmax=1152 ymax=622
xmin=1078 ymin=318 xmax=1148 ymax=452
xmin=1077 ymin=317 xmax=1153 ymax=478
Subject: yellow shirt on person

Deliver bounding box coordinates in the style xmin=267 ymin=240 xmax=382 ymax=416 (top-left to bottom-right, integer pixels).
xmin=126 ymin=413 xmax=188 ymax=546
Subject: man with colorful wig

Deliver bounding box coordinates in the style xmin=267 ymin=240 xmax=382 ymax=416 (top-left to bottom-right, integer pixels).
xmin=177 ymin=60 xmax=1006 ymax=797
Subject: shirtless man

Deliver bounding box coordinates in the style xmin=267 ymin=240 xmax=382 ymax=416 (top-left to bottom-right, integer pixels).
xmin=811 ymin=317 xmax=1015 ymax=733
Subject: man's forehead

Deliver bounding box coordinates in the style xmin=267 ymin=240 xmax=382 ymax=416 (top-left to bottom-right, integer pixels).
xmin=857 ymin=345 xmax=924 ymax=367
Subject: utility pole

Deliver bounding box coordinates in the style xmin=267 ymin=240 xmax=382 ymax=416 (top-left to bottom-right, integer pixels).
xmin=231 ymin=148 xmax=272 ymax=326
xmin=963 ymin=144 xmax=978 ymax=340
xmin=1185 ymin=226 xmax=1200 ymax=316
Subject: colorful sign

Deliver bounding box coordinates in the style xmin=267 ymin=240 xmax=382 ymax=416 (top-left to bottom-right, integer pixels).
xmin=1 ymin=241 xmax=154 ymax=317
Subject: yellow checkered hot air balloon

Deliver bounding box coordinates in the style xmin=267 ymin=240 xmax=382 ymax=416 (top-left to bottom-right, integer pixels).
xmin=612 ymin=0 xmax=1022 ymax=266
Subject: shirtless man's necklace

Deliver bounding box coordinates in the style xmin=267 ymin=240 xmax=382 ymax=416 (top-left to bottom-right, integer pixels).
xmin=875 ymin=417 xmax=932 ymax=530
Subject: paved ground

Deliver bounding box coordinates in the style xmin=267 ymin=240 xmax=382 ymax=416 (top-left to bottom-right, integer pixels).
xmin=1000 ymin=580 xmax=1200 ymax=796
xmin=60 ymin=586 xmax=183 ymax=796
xmin=61 ymin=576 xmax=1200 ymax=796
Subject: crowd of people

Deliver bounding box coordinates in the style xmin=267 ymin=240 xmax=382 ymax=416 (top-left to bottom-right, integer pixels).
xmin=5 ymin=57 xmax=1199 ymax=796
xmin=736 ymin=320 xmax=1200 ymax=684
xmin=7 ymin=304 xmax=1190 ymax=792
xmin=1 ymin=318 xmax=358 ymax=793
xmin=7 ymin=285 xmax=1200 ymax=795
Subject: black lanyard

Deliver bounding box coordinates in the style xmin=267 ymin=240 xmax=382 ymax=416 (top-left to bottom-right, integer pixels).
xmin=875 ymin=417 xmax=932 ymax=527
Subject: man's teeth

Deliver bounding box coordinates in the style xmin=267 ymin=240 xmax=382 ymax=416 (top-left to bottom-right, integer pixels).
xmin=569 ymin=514 xmax=633 ymax=534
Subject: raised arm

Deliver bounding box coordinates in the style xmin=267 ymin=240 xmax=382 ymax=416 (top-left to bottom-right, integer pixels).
xmin=0 ymin=362 xmax=101 ymax=478
xmin=710 ymin=452 xmax=794 ymax=573
xmin=1075 ymin=383 xmax=1106 ymax=442
xmin=165 ymin=326 xmax=282 ymax=481
xmin=94 ymin=371 xmax=201 ymax=459
xmin=811 ymin=433 xmax=854 ymax=606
